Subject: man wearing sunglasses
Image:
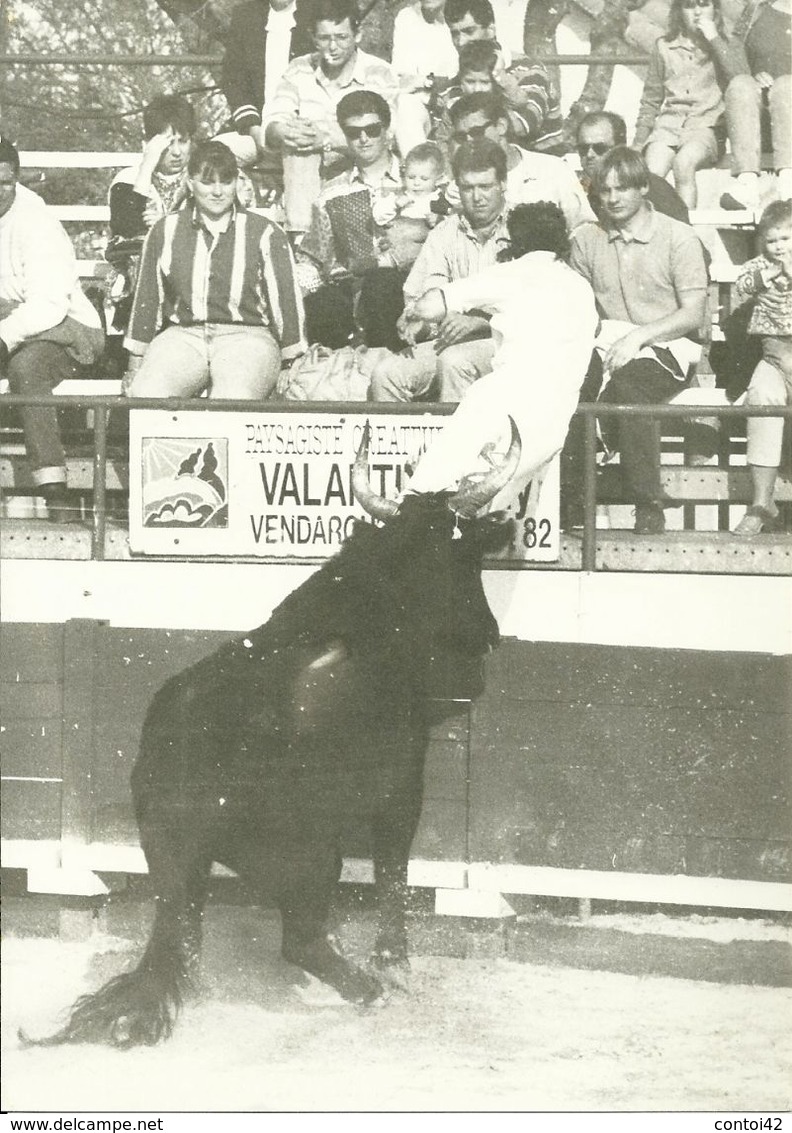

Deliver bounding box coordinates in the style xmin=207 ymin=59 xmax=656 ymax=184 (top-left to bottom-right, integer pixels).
xmin=295 ymin=90 xmax=413 ymax=352
xmin=262 ymin=0 xmax=399 ymax=233
xmin=576 ymin=111 xmax=689 ymax=225
xmin=444 ymin=93 xmax=594 ymax=232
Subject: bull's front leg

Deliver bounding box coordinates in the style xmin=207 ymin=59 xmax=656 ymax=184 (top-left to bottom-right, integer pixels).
xmin=277 ymin=837 xmax=384 ymax=1006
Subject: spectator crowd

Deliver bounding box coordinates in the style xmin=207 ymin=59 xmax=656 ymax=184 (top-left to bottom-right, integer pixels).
xmin=1 ymin=0 xmax=790 ymax=534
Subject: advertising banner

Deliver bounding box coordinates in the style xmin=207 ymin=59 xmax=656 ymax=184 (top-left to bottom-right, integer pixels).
xmin=128 ymin=410 xmax=560 ymax=562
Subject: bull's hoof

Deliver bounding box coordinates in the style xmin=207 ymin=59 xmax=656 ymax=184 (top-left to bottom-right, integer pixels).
xmin=371 ymin=950 xmax=411 ymax=993
xmin=282 ymin=938 xmax=384 ymax=1006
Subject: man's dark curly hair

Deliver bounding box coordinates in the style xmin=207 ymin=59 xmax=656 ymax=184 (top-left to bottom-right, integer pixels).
xmin=498 ymin=202 xmax=570 ymax=262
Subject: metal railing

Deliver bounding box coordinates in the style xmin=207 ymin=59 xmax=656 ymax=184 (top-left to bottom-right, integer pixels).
xmin=2 ymin=394 xmax=791 ymax=566
xmin=0 ymin=53 xmax=650 ymax=68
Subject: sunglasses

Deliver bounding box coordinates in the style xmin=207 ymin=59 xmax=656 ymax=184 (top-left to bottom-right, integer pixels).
xmin=343 ymin=122 xmax=384 ymax=141
xmin=452 ymin=123 xmax=492 ymax=144
xmin=576 ymin=142 xmax=611 ymax=157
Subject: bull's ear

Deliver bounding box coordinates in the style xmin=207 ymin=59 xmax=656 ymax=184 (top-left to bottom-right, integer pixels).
xmin=447 ymin=417 xmax=522 ymax=518
xmin=352 ymin=419 xmax=400 ymax=521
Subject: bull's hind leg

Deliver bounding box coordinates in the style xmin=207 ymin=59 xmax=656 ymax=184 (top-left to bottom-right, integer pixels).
xmin=23 ymin=833 xmax=212 ymax=1048
xmin=370 ymin=785 xmax=424 ymax=989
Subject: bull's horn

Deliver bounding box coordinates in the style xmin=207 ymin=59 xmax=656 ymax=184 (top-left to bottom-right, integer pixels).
xmin=352 ymin=420 xmax=400 ymax=521
xmin=447 ymin=416 xmax=522 ymax=518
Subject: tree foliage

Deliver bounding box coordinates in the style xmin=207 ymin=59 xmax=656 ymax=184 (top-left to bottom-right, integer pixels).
xmin=1 ymin=0 xmax=225 ymax=155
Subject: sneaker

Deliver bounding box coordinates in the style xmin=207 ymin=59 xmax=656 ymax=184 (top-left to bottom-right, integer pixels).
xmin=719 ymin=184 xmax=758 ymax=211
xmin=634 ymin=502 xmax=665 ymax=535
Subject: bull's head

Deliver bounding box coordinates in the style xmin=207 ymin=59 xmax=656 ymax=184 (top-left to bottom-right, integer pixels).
xmin=349 ymin=419 xmax=522 ymax=701
xmin=352 ymin=416 xmax=522 ymax=522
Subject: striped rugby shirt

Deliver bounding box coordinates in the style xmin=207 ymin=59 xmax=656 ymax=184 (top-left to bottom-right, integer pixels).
xmin=125 ymin=204 xmax=306 ymax=360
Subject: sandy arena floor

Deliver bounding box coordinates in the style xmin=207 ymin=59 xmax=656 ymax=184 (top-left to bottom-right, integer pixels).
xmin=2 ymin=904 xmax=790 ymax=1113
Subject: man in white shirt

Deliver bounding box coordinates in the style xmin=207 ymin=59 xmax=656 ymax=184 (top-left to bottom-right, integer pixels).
xmin=0 ymin=139 xmax=104 ymax=522
xmin=400 ymin=200 xmax=598 ymax=512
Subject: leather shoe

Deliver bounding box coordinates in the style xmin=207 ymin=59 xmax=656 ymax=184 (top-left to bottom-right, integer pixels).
xmin=634 ymin=502 xmax=665 ymax=534
xmin=41 ymin=483 xmax=83 ymax=524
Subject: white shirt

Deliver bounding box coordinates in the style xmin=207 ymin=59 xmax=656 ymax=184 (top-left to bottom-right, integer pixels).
xmin=391 ymin=4 xmax=459 ymax=81
xmin=506 ymin=150 xmax=596 ymax=233
xmin=0 ymin=188 xmax=101 ymax=351
xmin=407 ymin=251 xmax=598 ymax=508
xmin=264 ymin=2 xmax=297 ymax=106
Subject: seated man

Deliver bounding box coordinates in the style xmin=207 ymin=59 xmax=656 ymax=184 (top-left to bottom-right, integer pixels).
xmin=444 ymin=0 xmax=564 ymax=153
xmin=262 ymin=0 xmax=399 ymax=234
xmin=126 ymin=140 xmax=305 ymax=399
xmin=372 ymin=138 xmax=511 ymax=402
xmin=0 ymin=139 xmax=105 ymax=523
xmin=444 ymin=93 xmax=594 ymax=233
xmin=565 ymin=147 xmax=709 ymax=534
xmin=574 ymin=110 xmax=689 ymax=224
xmin=217 ymin=0 xmax=313 ymax=166
xmin=295 ymin=90 xmax=415 ymax=352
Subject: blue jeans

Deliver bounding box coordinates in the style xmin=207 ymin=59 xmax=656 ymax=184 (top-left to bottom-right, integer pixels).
xmin=4 ymin=340 xmax=77 ymax=484
xmin=724 ymin=74 xmax=792 ymax=174
xmin=129 ymin=324 xmax=281 ymax=399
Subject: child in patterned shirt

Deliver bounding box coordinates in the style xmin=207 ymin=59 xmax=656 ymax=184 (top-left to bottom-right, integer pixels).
xmin=374 ymin=143 xmax=447 ymax=268
xmin=732 ymin=199 xmax=792 ymax=535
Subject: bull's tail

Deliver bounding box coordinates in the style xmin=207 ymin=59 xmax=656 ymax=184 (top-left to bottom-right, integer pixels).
xmin=19 ymin=915 xmax=195 ymax=1049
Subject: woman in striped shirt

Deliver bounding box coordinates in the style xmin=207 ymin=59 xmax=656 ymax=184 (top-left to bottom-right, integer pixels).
xmin=125 ymin=140 xmax=306 ymax=399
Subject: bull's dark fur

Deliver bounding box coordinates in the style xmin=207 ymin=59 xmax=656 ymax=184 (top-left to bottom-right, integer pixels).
xmin=25 ymin=494 xmax=510 ymax=1047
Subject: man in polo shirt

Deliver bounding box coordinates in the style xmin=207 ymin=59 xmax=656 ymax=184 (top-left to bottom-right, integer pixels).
xmin=126 ymin=140 xmax=305 ymax=399
xmin=262 ymin=0 xmax=399 ymax=234
xmin=565 ymin=147 xmax=709 ymax=534
xmin=445 ymin=93 xmax=594 ymax=232
xmin=370 ymin=138 xmax=509 ymax=401
xmin=296 ymin=90 xmax=407 ymax=350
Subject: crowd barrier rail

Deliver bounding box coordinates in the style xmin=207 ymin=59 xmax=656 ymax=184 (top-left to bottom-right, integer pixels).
xmin=2 ymin=393 xmax=791 ymax=567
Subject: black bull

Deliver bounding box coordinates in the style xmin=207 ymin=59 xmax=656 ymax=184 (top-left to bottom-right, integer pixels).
xmin=24 ymin=422 xmax=521 ymax=1048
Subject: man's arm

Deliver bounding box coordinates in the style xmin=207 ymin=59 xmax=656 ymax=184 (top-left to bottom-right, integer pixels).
xmin=262 ymin=63 xmax=323 ymax=153
xmin=602 ymin=289 xmax=707 ymax=373
xmin=0 ymin=214 xmax=75 ymax=351
xmin=498 ymin=62 xmax=554 ymax=146
xmin=402 ymin=221 xmax=457 ymax=301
